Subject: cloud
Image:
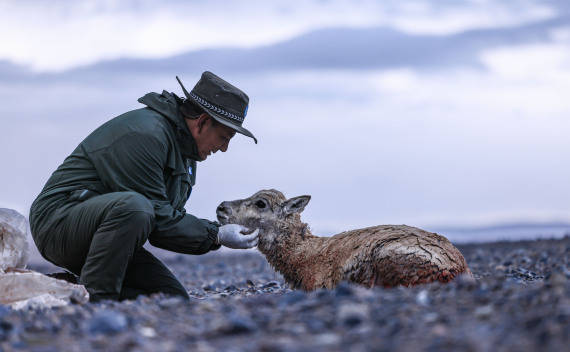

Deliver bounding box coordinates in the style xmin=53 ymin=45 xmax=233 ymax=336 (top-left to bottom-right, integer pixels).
xmin=1 ymin=14 xmax=566 ymax=84
xmin=0 ymin=0 xmax=561 ymax=72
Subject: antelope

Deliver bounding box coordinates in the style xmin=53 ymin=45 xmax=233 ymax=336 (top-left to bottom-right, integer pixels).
xmin=217 ymin=189 xmax=471 ymax=290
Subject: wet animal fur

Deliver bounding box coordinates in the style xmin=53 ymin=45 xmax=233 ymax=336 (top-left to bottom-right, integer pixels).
xmin=217 ymin=189 xmax=470 ymax=291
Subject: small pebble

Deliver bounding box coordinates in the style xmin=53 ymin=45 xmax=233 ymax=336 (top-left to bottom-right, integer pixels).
xmin=474 ymin=305 xmax=494 ymax=319
xmin=416 ymin=290 xmax=430 ymax=306
xmin=0 ymin=305 xmax=10 ymax=319
xmin=224 ymin=285 xmax=238 ymax=292
xmin=334 ymin=282 xmax=354 ymax=297
xmin=87 ymin=310 xmax=128 ymax=335
xmin=337 ymin=303 xmax=369 ymax=328
xmin=261 ymin=281 xmax=280 ymax=289
xmin=220 ymin=315 xmax=256 ymax=335
xmin=139 ymin=326 xmax=157 ymax=338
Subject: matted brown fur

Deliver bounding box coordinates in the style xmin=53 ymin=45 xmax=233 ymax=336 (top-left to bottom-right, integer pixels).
xmin=217 ymin=189 xmax=470 ymax=291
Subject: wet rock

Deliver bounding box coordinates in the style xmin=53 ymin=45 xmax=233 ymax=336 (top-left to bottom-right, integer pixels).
xmin=87 ymin=310 xmax=128 ymax=335
xmin=218 ymin=314 xmax=256 ymax=335
xmin=202 ymin=284 xmax=215 ymax=292
xmin=474 ymin=305 xmax=494 ymax=320
xmin=215 ymin=262 xmax=227 ymax=269
xmin=454 ymin=273 xmax=477 ymax=290
xmin=423 ymin=312 xmax=439 ymax=324
xmin=0 ymin=320 xmax=11 ymax=342
xmin=431 ymin=324 xmax=447 ymax=337
xmin=315 ymin=289 xmax=332 ymax=299
xmin=416 ymin=290 xmax=430 ymax=306
xmin=224 ymin=285 xmax=238 ymax=292
xmin=261 ymin=281 xmax=280 ymax=289
xmin=314 ymin=333 xmax=341 ymax=346
xmin=0 ymin=304 xmax=10 ymax=319
xmin=334 ymin=282 xmax=354 ymax=297
xmin=305 ymin=318 xmax=327 ymax=333
xmin=211 ymin=279 xmax=228 ymax=289
xmin=138 ymin=326 xmax=157 ymax=338
xmin=337 ymin=303 xmax=369 ymax=328
xmin=546 ymin=272 xmax=567 ymax=286
xmin=11 ymin=341 xmax=27 ymax=349
xmin=473 ymin=287 xmax=491 ymax=304
xmin=280 ymin=290 xmax=306 ymax=306
xmin=158 ymin=297 xmax=185 ymax=308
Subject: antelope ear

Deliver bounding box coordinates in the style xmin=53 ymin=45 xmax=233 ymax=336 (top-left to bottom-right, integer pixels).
xmin=282 ymin=195 xmax=311 ymax=216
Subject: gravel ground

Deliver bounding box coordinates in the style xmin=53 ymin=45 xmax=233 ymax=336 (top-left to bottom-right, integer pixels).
xmin=1 ymin=236 xmax=568 ymax=352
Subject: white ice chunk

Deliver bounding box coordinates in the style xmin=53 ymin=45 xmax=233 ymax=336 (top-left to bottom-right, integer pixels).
xmin=0 ymin=269 xmax=89 ymax=309
xmin=0 ymin=209 xmax=89 ymax=309
xmin=0 ymin=208 xmax=29 ymax=272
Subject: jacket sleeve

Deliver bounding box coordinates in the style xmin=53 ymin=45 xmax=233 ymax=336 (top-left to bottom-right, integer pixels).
xmin=85 ymin=131 xmax=220 ymax=254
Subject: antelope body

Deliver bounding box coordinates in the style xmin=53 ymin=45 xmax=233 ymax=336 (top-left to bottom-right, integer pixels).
xmin=217 ymin=190 xmax=470 ymax=290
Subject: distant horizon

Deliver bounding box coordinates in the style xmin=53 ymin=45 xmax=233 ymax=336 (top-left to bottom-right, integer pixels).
xmin=23 ymin=216 xmax=570 ymax=269
xmin=4 ymin=195 xmax=570 ymax=237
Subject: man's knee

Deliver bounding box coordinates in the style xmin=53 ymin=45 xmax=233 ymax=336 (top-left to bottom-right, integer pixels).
xmin=108 ymin=192 xmax=155 ymax=242
xmin=114 ymin=192 xmax=154 ymax=214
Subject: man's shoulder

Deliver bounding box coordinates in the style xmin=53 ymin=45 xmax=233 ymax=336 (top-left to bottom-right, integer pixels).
xmin=81 ymin=107 xmax=175 ymax=151
xmin=116 ymin=107 xmax=172 ymax=132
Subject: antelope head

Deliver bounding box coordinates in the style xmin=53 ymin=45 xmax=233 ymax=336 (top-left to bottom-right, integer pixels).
xmin=216 ymin=189 xmax=311 ymax=248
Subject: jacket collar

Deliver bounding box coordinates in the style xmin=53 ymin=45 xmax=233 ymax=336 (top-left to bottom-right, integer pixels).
xmin=138 ymin=91 xmax=201 ymax=160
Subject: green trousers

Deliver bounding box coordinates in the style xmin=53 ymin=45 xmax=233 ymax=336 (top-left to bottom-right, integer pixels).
xmin=39 ymin=191 xmax=189 ymax=301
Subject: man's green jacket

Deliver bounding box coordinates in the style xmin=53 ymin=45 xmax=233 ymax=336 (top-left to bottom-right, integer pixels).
xmin=30 ymin=91 xmax=221 ymax=255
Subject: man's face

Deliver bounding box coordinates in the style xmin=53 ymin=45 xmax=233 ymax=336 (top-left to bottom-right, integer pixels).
xmin=193 ymin=117 xmax=236 ymax=161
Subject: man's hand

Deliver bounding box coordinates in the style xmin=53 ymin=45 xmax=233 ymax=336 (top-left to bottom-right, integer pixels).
xmin=217 ymin=224 xmax=259 ymax=249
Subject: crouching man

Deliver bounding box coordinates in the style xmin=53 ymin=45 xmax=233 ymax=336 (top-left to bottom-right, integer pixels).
xmin=29 ymin=71 xmax=258 ymax=302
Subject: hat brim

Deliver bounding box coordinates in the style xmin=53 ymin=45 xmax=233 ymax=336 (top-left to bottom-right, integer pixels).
xmin=176 ymin=75 xmax=257 ymax=144
xmin=203 ymin=110 xmax=258 ymax=144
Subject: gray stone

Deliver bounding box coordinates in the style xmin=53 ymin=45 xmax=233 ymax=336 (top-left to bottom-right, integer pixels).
xmin=337 ymin=303 xmax=369 ymax=328
xmin=416 ymin=290 xmax=430 ymax=306
xmin=261 ymin=281 xmax=280 ymax=289
xmin=87 ymin=310 xmax=128 ymax=335
xmin=219 ymin=314 xmax=256 ymax=335
xmin=474 ymin=305 xmax=494 ymax=320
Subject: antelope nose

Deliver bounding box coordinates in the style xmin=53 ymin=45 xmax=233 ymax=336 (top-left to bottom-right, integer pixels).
xmin=216 ymin=202 xmax=231 ymax=216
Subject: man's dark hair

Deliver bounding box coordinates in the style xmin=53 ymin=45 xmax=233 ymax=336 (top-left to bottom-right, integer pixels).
xmin=180 ymin=100 xmax=204 ymax=119
xmin=180 ymin=100 xmax=222 ymax=127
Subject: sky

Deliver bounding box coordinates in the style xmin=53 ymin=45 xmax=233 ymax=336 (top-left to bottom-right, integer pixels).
xmin=1 ymin=0 xmax=570 ymax=243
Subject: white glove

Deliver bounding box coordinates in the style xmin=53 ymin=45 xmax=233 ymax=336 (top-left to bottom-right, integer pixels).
xmin=217 ymin=224 xmax=259 ymax=249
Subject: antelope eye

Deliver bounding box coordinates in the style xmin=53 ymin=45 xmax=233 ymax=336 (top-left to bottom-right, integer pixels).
xmin=255 ymin=200 xmax=266 ymax=209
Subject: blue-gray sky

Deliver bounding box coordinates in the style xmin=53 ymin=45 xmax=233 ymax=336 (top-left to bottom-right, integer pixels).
xmin=1 ymin=0 xmax=569 ymax=242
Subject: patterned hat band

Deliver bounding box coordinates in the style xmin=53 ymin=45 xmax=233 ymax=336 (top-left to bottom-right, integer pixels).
xmin=189 ymin=91 xmax=244 ymax=123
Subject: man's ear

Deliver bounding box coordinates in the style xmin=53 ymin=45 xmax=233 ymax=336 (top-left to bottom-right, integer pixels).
xmin=282 ymin=195 xmax=311 ymax=216
xmin=196 ymin=113 xmax=210 ymax=133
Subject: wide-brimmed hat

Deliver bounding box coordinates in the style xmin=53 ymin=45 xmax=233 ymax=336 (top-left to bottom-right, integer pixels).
xmin=176 ymin=72 xmax=257 ymax=144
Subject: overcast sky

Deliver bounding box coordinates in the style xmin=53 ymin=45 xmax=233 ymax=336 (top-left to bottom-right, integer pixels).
xmin=1 ymin=0 xmax=569 ymax=242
